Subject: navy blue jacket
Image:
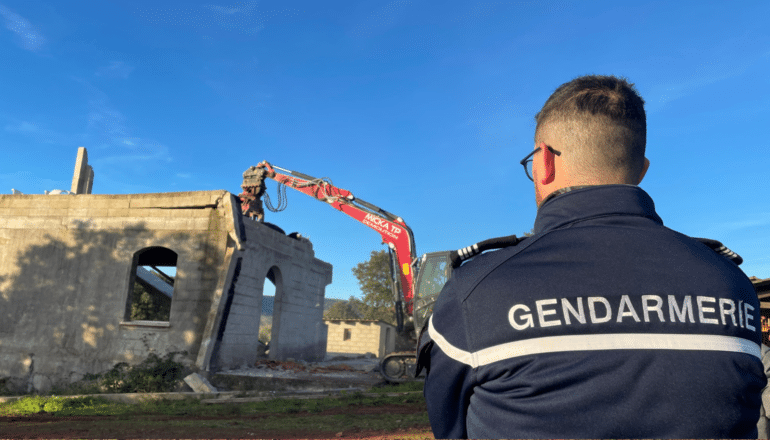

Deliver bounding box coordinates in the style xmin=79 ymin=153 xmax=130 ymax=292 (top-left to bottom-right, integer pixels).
xmin=420 ymin=185 xmax=765 ymax=439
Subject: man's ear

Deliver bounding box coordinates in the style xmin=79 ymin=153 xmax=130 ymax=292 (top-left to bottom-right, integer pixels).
xmin=540 ymin=142 xmax=556 ymax=185
xmin=637 ymin=157 xmax=650 ymax=184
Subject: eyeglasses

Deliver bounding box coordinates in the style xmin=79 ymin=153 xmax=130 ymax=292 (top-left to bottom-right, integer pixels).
xmin=520 ymin=145 xmax=561 ymax=181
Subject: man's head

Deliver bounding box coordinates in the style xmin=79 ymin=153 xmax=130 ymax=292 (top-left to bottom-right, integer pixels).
xmin=531 ymin=75 xmax=650 ymax=206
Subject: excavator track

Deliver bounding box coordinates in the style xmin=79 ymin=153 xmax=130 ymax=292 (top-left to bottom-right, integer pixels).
xmin=379 ymin=352 xmax=424 ymax=383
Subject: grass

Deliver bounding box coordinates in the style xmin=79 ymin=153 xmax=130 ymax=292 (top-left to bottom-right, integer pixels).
xmin=178 ymin=412 xmax=429 ymax=432
xmin=0 ymin=382 xmax=431 ymax=438
xmin=0 ymin=354 xmax=429 ymax=437
xmin=0 ymin=381 xmax=426 ymax=418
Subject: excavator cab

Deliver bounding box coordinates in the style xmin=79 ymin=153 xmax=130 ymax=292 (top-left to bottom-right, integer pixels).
xmin=413 ymin=251 xmax=454 ymax=335
xmin=380 ymin=250 xmax=454 ymax=383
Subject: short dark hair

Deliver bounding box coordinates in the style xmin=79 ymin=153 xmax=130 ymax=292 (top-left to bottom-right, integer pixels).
xmin=534 ymin=75 xmax=646 ymax=181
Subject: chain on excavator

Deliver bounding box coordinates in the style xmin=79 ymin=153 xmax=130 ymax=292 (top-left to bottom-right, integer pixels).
xmin=263 ymin=182 xmax=288 ymax=212
xmin=241 ymin=165 xmax=288 ymax=215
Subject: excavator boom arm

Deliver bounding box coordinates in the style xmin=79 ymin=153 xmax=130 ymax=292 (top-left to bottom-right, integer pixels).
xmin=240 ymin=161 xmax=418 ymax=322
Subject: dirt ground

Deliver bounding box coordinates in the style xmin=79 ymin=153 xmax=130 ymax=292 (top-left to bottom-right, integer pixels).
xmin=0 ymin=402 xmax=434 ymax=439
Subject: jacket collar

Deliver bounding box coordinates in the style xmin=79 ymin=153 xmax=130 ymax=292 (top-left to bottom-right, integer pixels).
xmin=534 ymin=184 xmax=663 ymax=234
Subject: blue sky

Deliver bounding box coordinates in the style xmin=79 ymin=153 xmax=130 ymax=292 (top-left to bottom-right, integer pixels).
xmin=1 ymin=1 xmax=768 ymax=300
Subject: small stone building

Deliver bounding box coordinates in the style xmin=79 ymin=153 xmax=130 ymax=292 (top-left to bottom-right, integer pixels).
xmin=325 ymin=319 xmax=396 ymax=359
xmin=752 ymin=277 xmax=770 ymax=345
xmin=0 ymin=148 xmax=332 ymax=393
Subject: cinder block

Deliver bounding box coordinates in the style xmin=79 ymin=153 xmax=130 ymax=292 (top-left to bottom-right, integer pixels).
xmin=231 ymin=295 xmax=259 ymax=309
xmin=107 ymin=208 xmax=129 ymax=217
xmin=184 ymin=373 xmax=217 ymax=393
xmin=225 ymin=312 xmax=258 ymax=329
xmin=187 ymin=208 xmax=213 ymax=218
xmin=98 ymin=218 xmax=131 ymax=229
xmin=87 ymin=200 xmax=110 ymax=210
xmin=86 ymin=208 xmax=110 ymax=218
xmin=194 ymin=218 xmax=213 ymax=231
xmin=132 ymin=208 xmax=165 ymax=218
xmin=68 ymin=197 xmax=95 ymax=209
xmin=97 ymin=199 xmax=130 ymax=210
xmin=9 ymin=217 xmax=50 ymax=229
xmin=7 ymin=198 xmax=33 ymax=208
xmin=26 ymin=209 xmax=50 ymax=217
xmin=35 ymin=199 xmax=54 ymax=209
xmin=128 ymin=198 xmax=157 ymax=209
xmin=69 ymin=208 xmax=88 ymax=218
xmin=139 ymin=217 xmax=165 ymax=229
xmin=159 ymin=197 xmax=178 ymax=207
xmin=191 ymin=194 xmax=212 ymax=206
xmin=160 ymin=196 xmax=185 ymax=207
xmin=126 ymin=198 xmax=143 ymax=209
xmin=164 ymin=218 xmax=194 ymax=230
xmin=222 ymin=332 xmax=258 ymax=346
xmin=121 ymin=218 xmax=150 ymax=230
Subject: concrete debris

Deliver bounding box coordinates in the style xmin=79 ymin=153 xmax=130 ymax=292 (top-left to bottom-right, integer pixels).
xmin=184 ymin=372 xmax=218 ymax=393
xmin=253 ymin=358 xmax=376 ymax=374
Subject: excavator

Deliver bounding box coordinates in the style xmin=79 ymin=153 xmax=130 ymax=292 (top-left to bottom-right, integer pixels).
xmin=239 ymin=161 xmax=746 ymax=382
xmin=239 ymin=161 xmax=523 ymax=382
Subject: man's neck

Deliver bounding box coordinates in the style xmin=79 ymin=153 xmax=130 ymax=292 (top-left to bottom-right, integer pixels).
xmin=539 ymin=185 xmax=595 ymax=206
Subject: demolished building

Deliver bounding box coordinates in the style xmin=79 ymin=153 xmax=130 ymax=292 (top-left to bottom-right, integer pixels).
xmin=0 ymin=148 xmax=332 ymax=393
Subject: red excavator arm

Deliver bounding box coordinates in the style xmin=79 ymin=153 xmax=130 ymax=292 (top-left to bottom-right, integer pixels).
xmin=239 ymin=161 xmax=418 ymax=331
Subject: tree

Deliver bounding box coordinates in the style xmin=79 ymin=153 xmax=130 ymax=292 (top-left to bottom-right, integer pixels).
xmin=352 ymin=250 xmax=394 ymax=309
xmin=130 ymin=282 xmax=171 ymax=321
xmin=322 ymin=249 xmax=399 ymax=326
xmin=324 ymin=297 xmax=364 ymax=320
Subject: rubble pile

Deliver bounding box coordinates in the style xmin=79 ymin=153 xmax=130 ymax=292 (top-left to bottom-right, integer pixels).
xmin=253 ymin=359 xmax=367 ymax=374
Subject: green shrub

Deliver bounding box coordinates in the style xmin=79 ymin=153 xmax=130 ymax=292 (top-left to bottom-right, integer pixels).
xmin=0 ymin=395 xmax=116 ymax=417
xmin=100 ymin=362 xmax=131 ymax=393
xmin=98 ymin=351 xmax=189 ymax=393
xmin=50 ymin=377 xmax=101 ymax=396
xmin=41 ymin=352 xmax=190 ymax=396
xmin=12 ymin=395 xmax=46 ymax=415
xmin=258 ymin=324 xmax=271 ymax=344
xmin=42 ymin=396 xmax=65 ymax=412
xmin=63 ymin=396 xmax=101 ymax=408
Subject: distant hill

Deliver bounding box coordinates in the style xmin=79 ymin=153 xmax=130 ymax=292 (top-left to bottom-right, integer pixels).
xmin=260 ymin=296 xmax=347 ymax=317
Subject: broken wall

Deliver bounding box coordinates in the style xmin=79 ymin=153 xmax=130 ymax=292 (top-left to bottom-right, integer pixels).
xmin=202 ymin=219 xmax=333 ymax=370
xmin=0 ymin=190 xmax=332 ymax=393
xmin=0 ymin=191 xmax=233 ymax=393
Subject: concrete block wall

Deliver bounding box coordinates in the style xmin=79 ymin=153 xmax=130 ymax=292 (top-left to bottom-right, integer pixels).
xmin=325 ymin=321 xmax=395 ymax=359
xmin=0 ymin=191 xmax=235 ymax=393
xmin=213 ymin=218 xmax=332 ymax=368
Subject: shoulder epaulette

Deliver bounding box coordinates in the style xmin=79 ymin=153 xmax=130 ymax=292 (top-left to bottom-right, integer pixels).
xmin=693 ymin=237 xmax=743 ymax=265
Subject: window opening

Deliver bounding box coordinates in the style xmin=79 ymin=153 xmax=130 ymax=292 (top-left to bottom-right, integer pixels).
xmin=343 ymin=328 xmax=352 ymax=341
xmin=127 ymin=247 xmax=177 ymax=322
